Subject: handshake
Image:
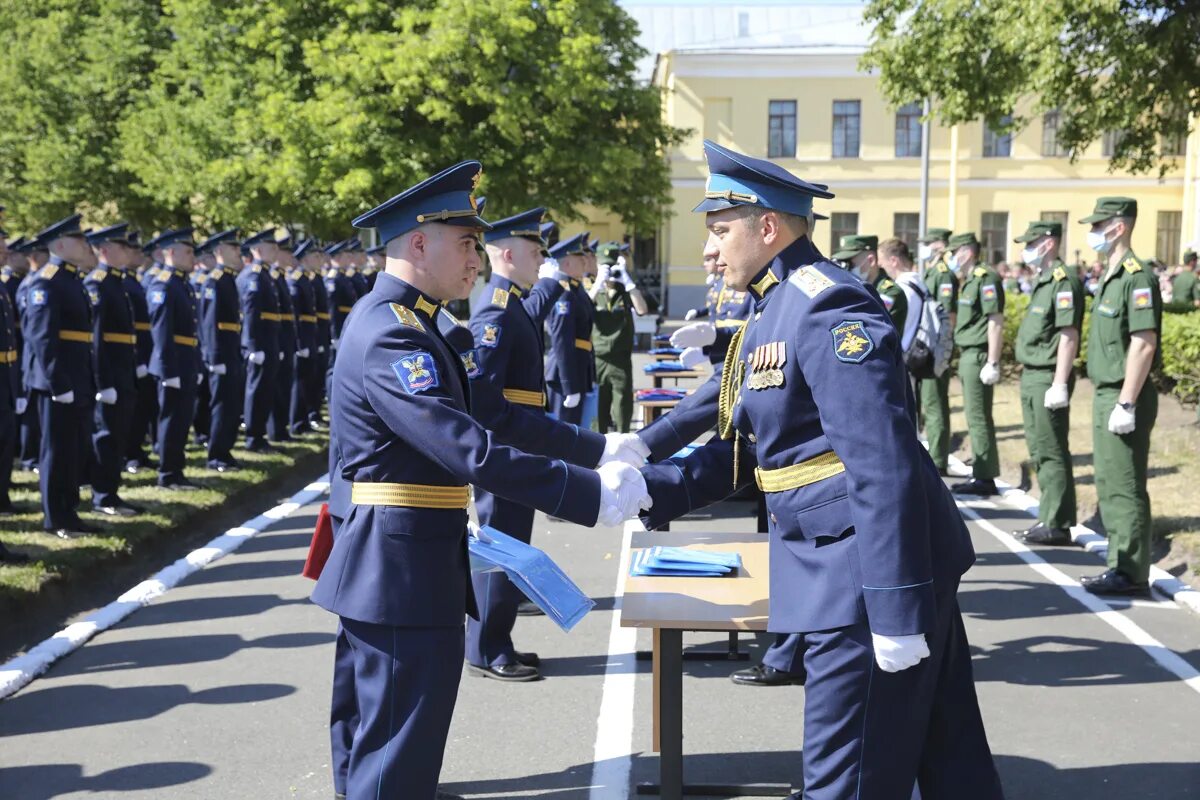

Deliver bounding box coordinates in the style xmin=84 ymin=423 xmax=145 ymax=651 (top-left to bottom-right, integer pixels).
xmin=595 ymin=433 xmax=653 ymax=527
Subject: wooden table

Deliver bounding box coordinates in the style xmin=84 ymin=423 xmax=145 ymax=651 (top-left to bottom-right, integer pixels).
xmin=636 ymin=398 xmax=681 ymax=428
xmin=650 ymin=369 xmax=708 ymax=389
xmin=651 ymin=352 xmax=682 ymax=362
xmin=621 ymin=531 xmax=791 ymax=799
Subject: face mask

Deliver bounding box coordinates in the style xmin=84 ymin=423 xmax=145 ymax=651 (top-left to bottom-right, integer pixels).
xmin=917 ymin=244 xmax=932 ymax=261
xmin=1087 ymin=226 xmax=1113 ymax=253
xmin=1021 ymin=245 xmax=1042 ymax=267
xmin=849 ymin=255 xmax=871 ymax=281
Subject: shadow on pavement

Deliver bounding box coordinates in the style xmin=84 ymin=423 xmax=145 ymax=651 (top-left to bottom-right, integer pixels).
xmin=970 ymin=635 xmax=1200 ymax=688
xmin=59 ymin=631 xmax=334 ymax=674
xmin=995 ymin=755 xmax=1200 ymax=799
xmin=0 ymin=761 xmax=213 ymax=800
xmin=118 ymin=593 xmax=311 ymax=629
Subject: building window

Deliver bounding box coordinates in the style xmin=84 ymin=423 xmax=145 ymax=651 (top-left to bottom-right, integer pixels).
xmin=981 ymin=212 xmax=1009 ymax=265
xmin=738 ymin=11 xmax=750 ymax=38
xmin=768 ymin=100 xmax=797 ymax=159
xmin=830 ymin=212 xmax=859 ymax=254
xmin=1042 ymin=110 xmax=1067 ymax=157
xmin=832 ymin=100 xmax=861 ymax=159
xmin=983 ymin=116 xmax=1013 ymax=158
xmin=893 ymin=213 xmax=920 ymax=251
xmin=1161 ymin=131 xmax=1187 ymax=157
xmin=1157 ymin=211 xmax=1182 ymax=264
xmin=894 ymin=102 xmax=922 ymax=158
xmin=1102 ymin=129 xmax=1126 ymax=157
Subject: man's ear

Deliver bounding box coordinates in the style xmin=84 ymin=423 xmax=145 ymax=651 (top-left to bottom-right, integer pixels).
xmin=408 ymin=230 xmax=425 ymax=259
xmin=760 ymin=211 xmax=781 ymax=246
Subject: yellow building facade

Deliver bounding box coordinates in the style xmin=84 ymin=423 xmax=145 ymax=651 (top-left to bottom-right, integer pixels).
xmin=589 ymin=35 xmax=1199 ymax=315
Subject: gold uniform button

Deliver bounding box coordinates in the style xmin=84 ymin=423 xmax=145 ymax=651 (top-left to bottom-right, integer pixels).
xmin=748 ymin=433 xmax=757 ymax=443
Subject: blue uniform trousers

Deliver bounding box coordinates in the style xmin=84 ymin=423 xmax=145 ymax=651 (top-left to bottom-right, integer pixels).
xmin=309 ymin=348 xmax=328 ymax=423
xmin=157 ymin=380 xmax=197 ymax=485
xmin=340 ymin=618 xmax=464 ymax=800
xmin=762 ymin=633 xmax=805 ymax=675
xmin=35 ymin=391 xmax=86 ymax=530
xmin=207 ymin=365 xmax=242 ymax=464
xmin=126 ymin=374 xmax=158 ymax=464
xmin=91 ymin=389 xmax=135 ymax=508
xmin=546 ymin=381 xmax=582 ymax=425
xmin=19 ymin=402 xmax=40 ymax=469
xmin=797 ymin=583 xmax=1002 ymax=799
xmin=244 ymin=356 xmax=277 ymax=444
xmin=269 ymin=351 xmax=295 ymax=441
xmin=0 ymin=400 xmax=14 ymax=505
xmin=193 ymin=370 xmax=211 ymax=444
xmin=290 ymin=355 xmax=315 ymax=433
xmin=465 ymin=492 xmax=535 ymax=668
xmin=331 ymin=623 xmax=358 ymax=796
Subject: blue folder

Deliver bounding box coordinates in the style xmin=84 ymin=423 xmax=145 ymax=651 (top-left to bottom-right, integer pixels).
xmin=649 ymin=347 xmax=683 ymax=355
xmin=629 ymin=546 xmax=742 ymax=578
xmin=643 ymin=361 xmax=689 ymax=374
xmin=467 ymin=525 xmax=595 ymax=632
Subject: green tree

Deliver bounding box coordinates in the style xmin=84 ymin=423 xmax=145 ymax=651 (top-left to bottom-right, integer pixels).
xmin=861 ymin=0 xmax=1198 ymax=175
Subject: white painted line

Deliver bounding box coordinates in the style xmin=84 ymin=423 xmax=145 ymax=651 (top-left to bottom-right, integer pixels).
xmin=0 ymin=475 xmax=330 ymax=700
xmin=956 ymin=501 xmax=1200 ymax=697
xmin=588 ymin=518 xmax=641 ymax=800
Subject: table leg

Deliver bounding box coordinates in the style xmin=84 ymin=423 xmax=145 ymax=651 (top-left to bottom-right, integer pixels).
xmin=659 ymin=627 xmax=683 ymax=800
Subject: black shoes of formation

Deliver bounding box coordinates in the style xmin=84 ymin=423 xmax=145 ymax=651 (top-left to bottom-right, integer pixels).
xmin=517 ymin=600 xmax=545 ymax=617
xmin=1012 ymin=522 xmax=1073 ymax=546
xmin=1080 ymin=568 xmax=1150 ymax=597
xmin=729 ymin=663 xmax=805 ymax=687
xmin=94 ymin=500 xmax=143 ymax=517
xmin=951 ymin=478 xmax=998 ymax=497
xmin=467 ymin=651 xmax=542 ymax=682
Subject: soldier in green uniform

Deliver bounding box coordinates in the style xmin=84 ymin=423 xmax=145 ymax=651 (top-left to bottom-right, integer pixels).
xmin=590 ymin=242 xmax=648 ymax=433
xmin=832 ymin=234 xmax=907 ymax=331
xmin=1171 ymin=249 xmax=1198 ymax=308
xmin=1011 ymin=221 xmax=1084 ymax=545
xmin=950 ymin=232 xmax=1004 ymax=496
xmin=918 ymin=228 xmax=957 ymax=474
xmin=1079 ymin=197 xmax=1162 ymax=595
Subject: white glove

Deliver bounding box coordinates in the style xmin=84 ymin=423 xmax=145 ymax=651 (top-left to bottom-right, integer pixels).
xmin=1108 ymin=403 xmax=1136 ymax=435
xmin=538 ymin=259 xmax=559 ymax=280
xmin=616 ymin=255 xmax=627 ymax=269
xmin=209 ymin=363 xmax=227 ymax=375
xmin=331 ymin=338 xmax=339 ymax=349
xmin=162 ymin=377 xmax=181 ymax=389
xmin=683 ymin=308 xmax=700 ymax=321
xmin=51 ymin=390 xmax=75 ymax=404
xmin=278 ymin=352 xmax=285 ymax=361
xmin=96 ymin=388 xmax=117 ymax=405
xmin=15 ymin=397 xmax=27 ymax=415
xmin=1043 ymin=383 xmax=1069 ymax=410
xmin=979 ymin=361 xmax=1000 ymax=385
xmin=872 ymin=633 xmax=930 ymax=673
xmin=249 ymin=351 xmax=266 ymax=365
xmin=317 ymin=346 xmax=325 ymax=354
xmin=678 ymin=347 xmax=708 ymax=370
xmin=197 ymin=372 xmax=205 ymax=385
xmin=136 ymin=364 xmax=149 ymax=379
xmin=297 ymin=347 xmax=310 ymax=358
xmin=595 ymin=264 xmax=612 ymax=286
xmin=596 ymin=461 xmax=652 ymax=526
xmin=670 ymin=321 xmax=716 ymax=349
xmin=563 ymin=392 xmax=581 ymax=409
xmin=620 ymin=269 xmax=637 ymax=292
xmin=600 ymin=432 xmax=650 ymax=468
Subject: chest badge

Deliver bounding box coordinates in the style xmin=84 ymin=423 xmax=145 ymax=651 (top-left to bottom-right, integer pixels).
xmin=940 ymin=284 xmax=952 ymax=298
xmin=831 ymin=320 xmax=874 ymax=364
xmin=747 ymin=340 xmax=786 ymax=390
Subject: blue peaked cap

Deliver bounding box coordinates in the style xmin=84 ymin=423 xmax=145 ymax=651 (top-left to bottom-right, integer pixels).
xmin=693 ymin=140 xmax=835 ymax=217
xmin=243 ymin=228 xmax=278 ymax=249
xmin=86 ymin=222 xmax=132 ymax=246
xmin=36 ymin=213 xmax=83 ymax=243
xmin=196 ymin=228 xmax=239 ymax=254
xmin=484 ymin=207 xmax=546 ymax=244
xmin=548 ymin=232 xmax=589 ymax=259
xmin=352 ymin=160 xmax=491 ymax=246
xmin=145 ymin=227 xmax=195 ymax=251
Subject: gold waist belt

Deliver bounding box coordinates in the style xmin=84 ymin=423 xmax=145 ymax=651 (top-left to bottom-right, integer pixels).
xmin=173 ymin=335 xmax=198 ymax=346
xmin=503 ymin=388 xmax=546 ymax=407
xmin=574 ymin=338 xmax=592 ymax=351
xmin=716 ymin=319 xmax=747 ymax=328
xmin=135 ymin=322 xmax=151 ymax=331
xmin=0 ymin=349 xmax=15 ymax=364
xmin=59 ymin=330 xmax=92 ymax=343
xmin=217 ymin=322 xmax=241 ymax=332
xmin=260 ymin=312 xmax=282 ymax=322
xmin=337 ymin=305 xmax=354 ymax=313
xmin=299 ymin=314 xmax=318 ymax=323
xmin=317 ymin=312 xmax=331 ymax=320
xmin=351 ymin=482 xmax=470 ymax=510
xmin=102 ymin=332 xmax=136 ymax=344
xmin=755 ymin=451 xmax=845 ymax=493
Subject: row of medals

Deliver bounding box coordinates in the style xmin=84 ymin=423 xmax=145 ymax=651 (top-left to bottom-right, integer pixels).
xmin=747 ymin=340 xmax=785 ymax=391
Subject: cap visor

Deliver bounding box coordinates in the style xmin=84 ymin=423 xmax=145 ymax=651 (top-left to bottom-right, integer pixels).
xmin=830 ymin=249 xmax=859 ymax=261
xmin=813 ymin=212 xmax=829 ymax=221
xmin=1013 ymin=233 xmax=1038 ymax=243
xmin=1079 ymin=212 xmax=1113 ymax=225
xmin=692 ymin=197 xmax=739 ymax=214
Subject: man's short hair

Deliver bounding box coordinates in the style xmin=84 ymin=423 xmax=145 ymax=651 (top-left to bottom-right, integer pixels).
xmin=739 ymin=206 xmax=810 ymax=236
xmin=878 ymin=237 xmax=912 ymax=264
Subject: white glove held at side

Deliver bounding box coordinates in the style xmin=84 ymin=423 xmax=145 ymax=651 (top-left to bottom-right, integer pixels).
xmin=979 ymin=362 xmax=1000 ymax=386
xmin=563 ymin=393 xmax=581 ymax=409
xmin=249 ymin=351 xmax=266 ymax=365
xmin=162 ymin=377 xmax=181 ymax=389
xmin=872 ymin=633 xmax=930 ymax=673
xmin=670 ymin=321 xmax=716 ymax=349
xmin=52 ymin=390 xmax=75 ymax=404
xmin=1043 ymin=383 xmax=1069 ymax=410
xmin=96 ymin=388 xmax=118 ymax=405
xmin=1108 ymin=403 xmax=1136 ymax=435
xmin=15 ymin=397 xmax=27 ymax=415
xmin=136 ymin=364 xmax=149 ymax=379
xmin=210 ymin=363 xmax=227 ymax=375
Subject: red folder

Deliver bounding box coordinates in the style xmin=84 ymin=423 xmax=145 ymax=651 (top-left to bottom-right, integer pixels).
xmin=302 ymin=502 xmax=333 ymax=580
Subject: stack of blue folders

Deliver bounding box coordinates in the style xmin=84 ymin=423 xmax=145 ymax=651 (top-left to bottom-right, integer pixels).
xmin=630 ymin=546 xmax=741 ymax=578
xmin=468 ymin=525 xmax=595 ymax=631
xmin=653 ymin=334 xmax=671 ymax=343
xmin=643 ymin=361 xmax=689 ymax=373
xmin=648 ymin=347 xmax=683 ymax=355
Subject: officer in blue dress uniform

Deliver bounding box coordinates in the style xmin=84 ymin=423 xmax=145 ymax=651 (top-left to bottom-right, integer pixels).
xmin=146 ymin=228 xmax=203 ymax=490
xmin=196 ymin=230 xmax=244 ymax=471
xmin=22 ymin=215 xmax=101 ymax=537
xmin=84 ymin=224 xmax=142 ymax=516
xmin=14 ymin=236 xmax=48 ymax=471
xmin=2 ymin=237 xmax=32 ymax=490
xmin=0 ymin=250 xmax=21 ymax=518
xmin=287 ymin=241 xmax=319 ymax=434
xmin=543 ymin=233 xmax=595 ymax=425
xmin=312 ymin=161 xmax=641 ymax=799
xmin=635 ymin=141 xmax=1003 ymax=799
xmin=123 ymin=233 xmax=158 ymax=472
xmin=269 ymin=237 xmax=299 ymax=442
xmin=239 ymin=229 xmax=282 ymax=452
xmin=300 ymin=240 xmax=331 ymax=429
xmin=323 ymin=240 xmax=359 ymax=405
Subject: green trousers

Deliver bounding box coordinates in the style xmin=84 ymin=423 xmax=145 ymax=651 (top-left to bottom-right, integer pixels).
xmin=1019 ymin=368 xmax=1076 ymax=529
xmin=958 ymin=347 xmax=999 ymax=480
xmin=595 ymin=357 xmax=633 ymax=433
xmin=918 ymin=370 xmax=952 ymax=470
xmin=1093 ymin=382 xmax=1157 ymax=583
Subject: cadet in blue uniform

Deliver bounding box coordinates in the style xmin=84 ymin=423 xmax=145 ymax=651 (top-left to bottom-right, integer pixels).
xmin=312 ymin=161 xmax=644 ymax=799
xmin=239 ymin=230 xmax=282 ymax=452
xmin=124 ymin=236 xmax=158 ymax=472
xmin=300 ymin=241 xmax=331 ymax=429
xmin=15 ymin=237 xmax=48 ymax=471
xmin=270 ymin=238 xmax=298 ymax=442
xmin=543 ymin=233 xmax=595 ymax=424
xmin=635 ymin=141 xmax=1003 ymax=799
xmin=196 ymin=230 xmax=245 ymax=471
xmin=324 ymin=240 xmax=358 ymax=406
xmin=22 ymin=215 xmax=101 ymax=537
xmin=287 ymin=242 xmax=319 ymax=434
xmin=85 ymin=224 xmax=142 ymax=516
xmin=146 ymin=229 xmax=203 ymax=490
xmin=0 ymin=251 xmax=21 ymax=517
xmin=2 ymin=237 xmax=32 ymax=489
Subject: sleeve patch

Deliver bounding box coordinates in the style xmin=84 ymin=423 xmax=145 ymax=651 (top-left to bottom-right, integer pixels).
xmin=149 ymin=290 xmax=165 ymax=307
xmin=939 ymin=284 xmax=952 ymax=298
xmin=391 ymin=352 xmax=440 ymax=393
xmin=1055 ymin=290 xmax=1074 ymax=310
xmin=831 ymin=319 xmax=875 ymax=364
xmin=31 ymin=289 xmax=46 ymax=306
xmin=479 ymin=323 xmax=502 ymax=348
xmin=1132 ymin=287 xmax=1152 ymax=309
xmin=981 ymin=284 xmax=997 ymax=301
xmin=555 ymin=299 xmax=570 ymax=316
xmin=204 ymin=288 xmax=216 ymax=300
xmin=881 ymin=293 xmax=895 ymax=310
xmin=461 ymin=348 xmax=482 ymax=378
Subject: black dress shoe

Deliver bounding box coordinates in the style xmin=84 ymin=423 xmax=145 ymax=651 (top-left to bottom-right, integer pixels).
xmin=1080 ymin=569 xmax=1149 ymax=596
xmin=206 ymin=459 xmax=240 ymax=473
xmin=1014 ymin=524 xmax=1073 ymax=546
xmin=514 ymin=650 xmax=540 ymax=667
xmin=52 ymin=523 xmax=102 ymax=539
xmin=517 ymin=600 xmax=545 ymax=616
xmin=334 ymin=794 xmax=346 ymax=800
xmin=730 ymin=664 xmax=804 ymax=687
xmin=160 ymin=479 xmax=201 ymax=491
xmin=951 ymin=478 xmax=998 ymax=497
xmin=94 ymin=501 xmax=142 ymax=518
xmin=467 ymin=662 xmax=541 ymax=682
xmin=245 ymin=438 xmax=274 ymax=453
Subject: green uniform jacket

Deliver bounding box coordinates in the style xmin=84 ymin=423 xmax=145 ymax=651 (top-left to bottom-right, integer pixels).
xmin=592 ymin=285 xmax=635 ymax=360
xmin=1015 ymin=261 xmax=1085 ymax=368
xmin=955 ymin=265 xmax=1004 ymax=349
xmin=1086 ymin=253 xmax=1163 ymax=386
xmin=1171 ymin=269 xmax=1198 ymax=305
xmin=873 ymin=273 xmax=908 ymax=332
xmin=924 ymin=254 xmax=958 ymax=315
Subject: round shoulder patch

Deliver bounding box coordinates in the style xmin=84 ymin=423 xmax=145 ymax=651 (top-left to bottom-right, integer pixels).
xmin=830 ymin=319 xmax=874 ymax=364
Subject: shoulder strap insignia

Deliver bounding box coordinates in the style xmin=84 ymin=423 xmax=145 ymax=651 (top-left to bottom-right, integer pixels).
xmin=937 ymin=262 xmax=949 ymax=273
xmin=788 ymin=265 xmax=834 ymax=298
xmin=251 ymin=264 xmax=262 ymax=274
xmin=195 ymin=273 xmax=208 ymax=284
xmin=211 ymin=268 xmax=224 ymax=280
xmin=89 ymin=268 xmax=107 ymax=282
xmin=389 ymin=302 xmax=425 ymax=331
xmin=879 ymin=279 xmax=894 ymax=291
xmin=558 ymin=279 xmax=571 ymax=291
xmin=1052 ymin=266 xmax=1067 ymax=282
xmin=491 ymin=287 xmax=510 ymax=308
xmin=325 ymin=268 xmax=337 ymax=279
xmin=414 ymin=295 xmax=438 ymax=318
xmin=1123 ymin=257 xmax=1142 ymax=273
xmin=973 ymin=267 xmax=988 ymax=278
xmin=41 ymin=264 xmax=59 ymax=279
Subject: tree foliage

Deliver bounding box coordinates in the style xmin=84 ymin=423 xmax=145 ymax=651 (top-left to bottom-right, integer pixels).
xmin=861 ymin=0 xmax=1199 ymax=175
xmin=0 ymin=0 xmax=683 ymax=237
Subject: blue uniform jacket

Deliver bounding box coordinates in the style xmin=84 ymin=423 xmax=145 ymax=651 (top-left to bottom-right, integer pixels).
xmin=311 ymin=270 xmax=331 ymax=350
xmin=237 ymin=263 xmax=280 ymax=358
xmin=348 ymin=269 xmax=370 ymax=298
xmin=0 ymin=283 xmax=20 ymax=407
xmin=272 ymin=268 xmax=297 ymax=354
xmin=85 ymin=266 xmax=138 ymax=393
xmin=312 ymin=273 xmax=602 ymax=627
xmin=325 ymin=269 xmax=357 ymax=343
xmin=1 ymin=268 xmax=24 ymax=353
xmin=521 ymin=275 xmax=566 ymax=328
xmin=20 ymin=260 xmax=95 ymax=397
xmin=123 ymin=272 xmax=153 ymax=368
xmin=706 ymin=276 xmax=753 ymax=364
xmin=147 ymin=268 xmax=201 ymax=381
xmin=640 ymin=237 xmax=975 ymax=637
xmin=200 ymin=266 xmax=242 ymax=368
xmin=288 ymin=269 xmax=318 ymax=355
xmin=544 ymin=276 xmax=594 ymax=396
